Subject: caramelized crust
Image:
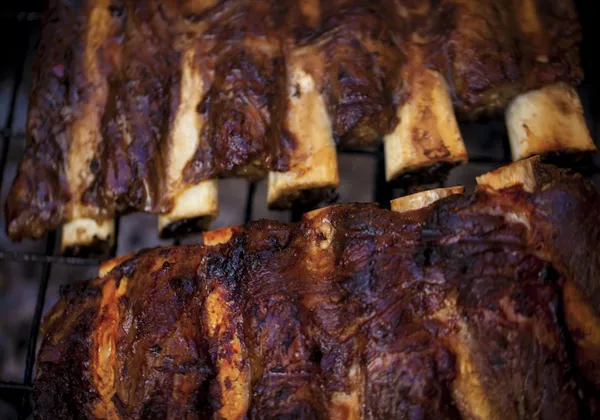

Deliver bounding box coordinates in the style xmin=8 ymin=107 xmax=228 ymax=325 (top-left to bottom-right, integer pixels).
xmin=6 ymin=0 xmax=585 ymax=241
xmin=35 ymin=163 xmax=600 ymax=419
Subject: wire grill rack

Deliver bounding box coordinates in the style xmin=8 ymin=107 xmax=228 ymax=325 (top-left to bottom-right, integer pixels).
xmin=1 ymin=1 xmax=599 ymax=418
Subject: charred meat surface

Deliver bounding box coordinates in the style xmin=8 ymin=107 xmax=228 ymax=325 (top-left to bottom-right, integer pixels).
xmin=6 ymin=0 xmax=584 ymax=241
xmin=35 ymin=163 xmax=600 ymax=419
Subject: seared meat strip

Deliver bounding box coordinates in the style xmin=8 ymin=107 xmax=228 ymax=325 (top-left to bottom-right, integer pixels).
xmin=35 ymin=160 xmax=600 ymax=418
xmin=7 ymin=0 xmax=594 ymax=250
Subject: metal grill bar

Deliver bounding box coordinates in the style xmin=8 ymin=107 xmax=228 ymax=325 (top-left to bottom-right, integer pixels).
xmin=23 ymin=232 xmax=55 ymax=386
xmin=0 ymin=30 xmax=30 ymax=189
xmin=0 ymin=251 xmax=101 ymax=265
xmin=373 ymin=145 xmax=392 ymax=206
xmin=245 ymin=182 xmax=257 ymax=224
xmin=110 ymin=216 xmax=121 ymax=258
xmin=0 ymin=382 xmax=33 ymax=392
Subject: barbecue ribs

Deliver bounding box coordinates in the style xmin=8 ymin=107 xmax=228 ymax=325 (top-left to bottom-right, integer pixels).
xmin=35 ymin=159 xmax=600 ymax=419
xmin=7 ymin=0 xmax=596 ymax=252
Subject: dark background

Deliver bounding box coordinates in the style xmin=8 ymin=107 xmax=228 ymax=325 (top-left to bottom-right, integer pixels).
xmin=0 ymin=0 xmax=599 ymax=417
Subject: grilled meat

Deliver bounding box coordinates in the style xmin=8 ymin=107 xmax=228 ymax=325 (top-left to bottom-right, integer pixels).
xmin=7 ymin=0 xmax=592 ymax=247
xmin=35 ymin=160 xmax=600 ymax=419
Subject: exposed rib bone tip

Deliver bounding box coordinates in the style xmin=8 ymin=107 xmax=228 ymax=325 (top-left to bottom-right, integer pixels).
xmin=267 ymin=54 xmax=339 ymax=209
xmin=384 ymin=69 xmax=467 ymax=182
xmin=391 ymin=186 xmax=465 ymax=213
xmin=506 ymin=83 xmax=596 ymax=161
xmin=61 ymin=217 xmax=115 ymax=257
xmin=476 ymin=157 xmax=541 ymax=192
xmin=158 ymin=180 xmax=219 ymax=238
xmin=203 ymin=226 xmax=242 ymax=246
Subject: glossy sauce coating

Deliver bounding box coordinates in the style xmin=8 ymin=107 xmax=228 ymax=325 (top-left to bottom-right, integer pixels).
xmin=7 ymin=0 xmax=582 ymax=240
xmin=35 ymin=165 xmax=600 ymax=419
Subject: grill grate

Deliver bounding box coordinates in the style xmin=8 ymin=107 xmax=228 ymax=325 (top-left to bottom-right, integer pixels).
xmin=1 ymin=1 xmax=599 ymax=418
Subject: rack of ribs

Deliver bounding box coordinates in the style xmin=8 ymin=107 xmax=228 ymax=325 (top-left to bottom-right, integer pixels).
xmin=6 ymin=0 xmax=595 ymax=254
xmin=34 ymin=158 xmax=600 ymax=418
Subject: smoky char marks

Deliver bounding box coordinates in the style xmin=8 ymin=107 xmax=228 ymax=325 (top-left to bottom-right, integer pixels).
xmin=108 ymin=8 xmax=176 ymax=213
xmin=83 ymin=82 xmax=136 ymax=214
xmin=183 ymin=0 xmax=291 ymax=181
xmin=441 ymin=0 xmax=583 ymax=118
xmin=443 ymin=0 xmax=521 ymax=117
xmin=111 ymin=246 xmax=216 ymax=418
xmin=231 ymin=220 xmax=328 ymax=417
xmin=422 ymin=194 xmax=581 ymax=418
xmin=83 ymin=0 xmax=178 ymax=214
xmin=39 ymin=245 xmax=219 ymax=418
xmin=456 ymin=254 xmax=581 ymax=419
xmin=517 ymin=0 xmax=582 ymax=87
xmin=526 ymin=168 xmax=600 ymax=313
xmin=318 ymin=206 xmax=461 ymax=418
xmin=6 ymin=0 xmax=77 ymax=239
xmin=35 ymin=171 xmax=600 ymax=418
xmin=34 ymin=280 xmax=103 ymax=419
xmin=186 ymin=47 xmax=286 ymax=182
xmin=319 ymin=3 xmax=400 ymax=147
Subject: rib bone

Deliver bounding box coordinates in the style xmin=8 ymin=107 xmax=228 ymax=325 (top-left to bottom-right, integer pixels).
xmin=158 ymin=181 xmax=218 ymax=237
xmin=389 ymin=182 xmax=515 ymax=418
xmin=506 ymin=83 xmax=596 ymax=160
xmin=61 ymin=1 xmax=119 ymax=255
xmin=390 ymin=186 xmax=465 ymax=213
xmin=475 ymin=156 xmax=540 ymax=192
xmin=158 ymin=48 xmax=218 ymax=237
xmin=7 ymin=0 xmax=592 ymax=248
xmin=204 ymin=284 xmax=250 ymax=419
xmin=267 ymin=49 xmax=339 ymax=209
xmin=384 ymin=68 xmax=467 ymax=182
xmin=477 ymin=157 xmax=600 ymax=388
xmin=203 ymin=226 xmax=241 ymax=246
xmin=61 ymin=218 xmax=115 ymax=256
